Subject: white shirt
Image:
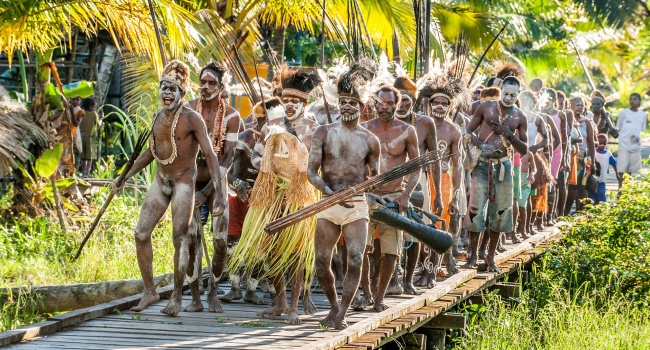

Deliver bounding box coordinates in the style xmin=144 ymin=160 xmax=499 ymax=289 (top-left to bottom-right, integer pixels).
xmin=616 ymin=108 xmax=647 ymax=152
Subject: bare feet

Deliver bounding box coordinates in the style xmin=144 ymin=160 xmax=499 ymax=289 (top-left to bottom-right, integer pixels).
xmin=303 ymin=295 xmax=317 ymax=315
xmin=496 ymin=244 xmax=507 ymax=253
xmin=435 ymin=267 xmax=446 ymax=279
xmin=243 ymin=290 xmax=268 ymax=305
xmin=373 ymin=300 xmax=389 ymax=312
xmin=413 ymin=270 xmax=431 ymax=287
xmin=219 ymin=289 xmax=242 ymax=303
xmin=352 ymin=292 xmax=374 ymax=311
xmin=285 ymin=311 xmax=301 ymax=325
xmin=519 ymin=230 xmax=529 ymax=240
xmin=445 ymin=254 xmax=460 ymax=276
xmin=258 ymin=302 xmax=287 ymax=318
xmin=334 ymin=318 xmax=349 ymax=330
xmin=207 ymin=288 xmax=224 ymax=313
xmin=478 ymin=249 xmax=488 ymax=260
xmin=131 ymin=291 xmax=160 ymax=312
xmin=161 ymin=295 xmax=182 ymax=316
xmin=320 ymin=310 xmax=338 ymax=329
xmin=182 ymin=301 xmax=204 ymax=312
xmin=453 ymin=250 xmax=468 ymax=260
xmin=510 ymin=232 xmax=522 ymax=244
xmin=478 ymin=258 xmax=500 ymax=273
xmin=463 ymin=255 xmax=478 ymax=269
xmin=385 ymin=282 xmax=403 ymax=295
xmin=403 ymin=283 xmax=423 ymax=295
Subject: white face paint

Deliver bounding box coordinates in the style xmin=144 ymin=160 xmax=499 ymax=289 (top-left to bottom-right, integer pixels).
xmin=500 ymin=84 xmax=520 ymax=107
xmin=395 ymin=95 xmax=413 ymax=119
xmin=159 ymin=81 xmax=183 ymax=110
xmin=283 ymin=100 xmax=305 ymax=121
xmin=200 ymin=70 xmax=221 ymax=101
xmin=430 ymin=96 xmax=450 ymax=119
xmin=339 ymin=97 xmax=361 ymax=122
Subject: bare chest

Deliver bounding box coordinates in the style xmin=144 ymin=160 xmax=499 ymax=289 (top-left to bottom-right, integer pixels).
xmin=324 ymin=128 xmax=369 ymax=160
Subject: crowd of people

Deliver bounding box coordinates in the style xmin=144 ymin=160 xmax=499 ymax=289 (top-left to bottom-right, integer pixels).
xmin=110 ymin=55 xmax=646 ymax=330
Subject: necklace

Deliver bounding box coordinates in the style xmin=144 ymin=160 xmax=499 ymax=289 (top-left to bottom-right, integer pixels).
xmin=150 ymin=106 xmax=182 ymax=165
xmin=196 ymin=99 xmax=227 ymax=155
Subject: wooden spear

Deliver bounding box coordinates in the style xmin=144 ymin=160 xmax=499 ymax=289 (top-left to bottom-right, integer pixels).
xmin=264 ymin=150 xmax=443 ymax=234
xmin=73 ymin=128 xmax=152 ymax=260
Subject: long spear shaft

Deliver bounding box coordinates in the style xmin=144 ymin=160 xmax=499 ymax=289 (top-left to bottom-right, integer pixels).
xmin=321 ymin=0 xmax=326 ymax=69
xmin=147 ymin=0 xmax=167 ymax=66
xmin=467 ymin=21 xmax=510 ymax=88
xmin=265 ymin=151 xmax=442 ymax=234
xmin=73 ymin=129 xmax=152 ymax=260
xmin=570 ymin=39 xmax=596 ymax=91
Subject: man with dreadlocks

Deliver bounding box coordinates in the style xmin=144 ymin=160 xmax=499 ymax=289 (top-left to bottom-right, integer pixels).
xmin=180 ymin=62 xmax=241 ymax=313
xmin=416 ymin=64 xmax=470 ymax=277
xmin=307 ymin=64 xmax=381 ymax=329
xmin=220 ymin=97 xmax=283 ymax=306
xmin=392 ymin=75 xmax=443 ymax=293
xmin=112 ymin=60 xmax=225 ymax=315
xmin=232 ymin=66 xmax=322 ymax=324
xmin=464 ymin=74 xmax=528 ymax=272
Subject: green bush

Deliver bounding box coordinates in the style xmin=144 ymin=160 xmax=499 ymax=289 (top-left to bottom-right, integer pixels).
xmin=547 ymin=172 xmax=650 ymax=305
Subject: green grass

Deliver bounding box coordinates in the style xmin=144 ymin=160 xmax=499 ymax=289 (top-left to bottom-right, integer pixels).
xmin=0 ymin=289 xmax=48 ymax=332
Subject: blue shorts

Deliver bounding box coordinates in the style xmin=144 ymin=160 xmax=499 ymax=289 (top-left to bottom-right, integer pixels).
xmin=464 ymin=159 xmax=514 ymax=233
xmin=588 ymin=183 xmax=607 ymax=202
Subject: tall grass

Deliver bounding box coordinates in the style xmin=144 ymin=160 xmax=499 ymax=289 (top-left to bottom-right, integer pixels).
xmin=0 ymin=289 xmax=47 ymax=332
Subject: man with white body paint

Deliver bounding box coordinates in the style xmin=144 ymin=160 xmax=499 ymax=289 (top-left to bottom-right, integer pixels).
xmin=360 ymin=85 xmax=420 ymax=312
xmin=112 ymin=60 xmax=225 ymax=315
xmin=308 ymin=67 xmax=381 ymax=329
xmin=464 ymin=77 xmax=528 ymax=272
xmin=184 ymin=62 xmax=242 ymax=313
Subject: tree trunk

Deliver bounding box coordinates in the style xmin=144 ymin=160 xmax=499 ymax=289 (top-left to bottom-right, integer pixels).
xmin=271 ymin=26 xmax=287 ymax=64
xmin=95 ymin=44 xmax=118 ymax=107
xmin=66 ymin=28 xmax=78 ymax=84
xmin=86 ymin=37 xmax=98 ymax=81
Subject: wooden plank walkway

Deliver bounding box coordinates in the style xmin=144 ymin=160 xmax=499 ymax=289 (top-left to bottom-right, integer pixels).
xmin=2 ymin=224 xmax=561 ymax=350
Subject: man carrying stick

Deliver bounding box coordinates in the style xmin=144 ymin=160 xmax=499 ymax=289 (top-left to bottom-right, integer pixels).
xmin=112 ymin=60 xmax=225 ymax=315
xmin=308 ymin=67 xmax=380 ymax=329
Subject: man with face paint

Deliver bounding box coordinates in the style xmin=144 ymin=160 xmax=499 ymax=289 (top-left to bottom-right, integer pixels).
xmin=392 ymin=76 xmax=443 ymax=293
xmin=416 ymin=70 xmax=470 ymax=278
xmin=307 ymin=67 xmax=381 ymax=329
xmin=112 ymin=60 xmax=225 ymax=315
xmin=464 ymin=76 xmax=528 ymax=272
xmin=180 ymin=62 xmax=242 ymax=313
xmin=360 ymin=85 xmax=420 ymax=312
xmin=247 ymin=66 xmax=322 ymax=324
xmin=220 ymin=97 xmax=283 ymax=306
xmin=252 ymin=66 xmax=322 ymax=169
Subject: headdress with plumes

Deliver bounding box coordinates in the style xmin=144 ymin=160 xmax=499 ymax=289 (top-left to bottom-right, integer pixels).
xmin=280 ymin=65 xmax=323 ymax=101
xmin=393 ymin=76 xmax=417 ymax=101
xmin=480 ymin=87 xmax=501 ymax=102
xmin=493 ymin=61 xmax=527 ymax=86
xmin=417 ymin=59 xmax=472 ymax=113
xmin=252 ymin=96 xmax=283 ymax=119
xmin=315 ymin=58 xmax=349 ymax=104
xmin=337 ymin=57 xmax=378 ymax=104
xmin=160 ymin=59 xmax=190 ymax=92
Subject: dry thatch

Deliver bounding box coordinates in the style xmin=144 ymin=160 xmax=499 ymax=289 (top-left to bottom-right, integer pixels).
xmin=0 ymin=86 xmax=49 ymax=176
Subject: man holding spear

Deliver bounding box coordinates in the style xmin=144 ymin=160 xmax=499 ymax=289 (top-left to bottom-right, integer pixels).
xmin=112 ymin=60 xmax=225 ymax=315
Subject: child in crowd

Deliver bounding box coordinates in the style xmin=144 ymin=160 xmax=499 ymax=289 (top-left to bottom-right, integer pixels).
xmin=589 ymin=134 xmax=621 ymax=204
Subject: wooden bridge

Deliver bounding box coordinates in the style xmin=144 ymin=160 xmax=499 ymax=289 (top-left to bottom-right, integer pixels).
xmin=1 ymin=226 xmax=561 ymax=350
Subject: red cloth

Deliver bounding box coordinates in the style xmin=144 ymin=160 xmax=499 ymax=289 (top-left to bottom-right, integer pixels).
xmin=228 ymin=194 xmax=249 ymax=237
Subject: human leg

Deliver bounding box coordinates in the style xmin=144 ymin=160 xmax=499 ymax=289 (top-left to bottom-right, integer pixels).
xmin=208 ymin=178 xmax=229 ymax=313
xmin=131 ymin=176 xmax=170 ymax=312
xmin=315 ymin=218 xmax=342 ymax=328
xmin=332 ymin=219 xmax=367 ymax=329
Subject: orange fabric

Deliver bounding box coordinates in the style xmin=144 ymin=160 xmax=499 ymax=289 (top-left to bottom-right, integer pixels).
xmin=227 ymin=194 xmax=249 ymax=237
xmin=373 ymin=226 xmax=379 ymax=239
xmin=568 ymin=149 xmax=578 ymax=185
xmin=429 ymin=172 xmax=452 ymax=229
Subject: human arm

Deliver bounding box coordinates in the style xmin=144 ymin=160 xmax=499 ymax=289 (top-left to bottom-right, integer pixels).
xmin=251 ymin=125 xmax=268 ymax=170
xmin=306 ymin=126 xmax=333 ymax=196
xmin=466 ymin=102 xmax=484 ymax=135
xmin=111 ymin=147 xmax=155 ymax=191
xmin=492 ymin=111 xmax=528 ymax=155
xmin=529 ymin=115 xmax=548 ymax=153
xmin=559 ymin=111 xmax=568 ymax=168
xmin=396 ymin=126 xmax=421 ymax=213
xmin=546 ymin=115 xmax=561 ymax=151
xmin=424 ymin=117 xmax=443 ymax=215
xmin=527 ymin=153 xmax=536 ymax=184
xmin=190 ymin=111 xmax=224 ymax=216
xmin=449 ymin=127 xmax=462 ymax=216
xmin=218 ymin=114 xmax=241 ymax=179
xmin=585 ymin=121 xmax=596 ymax=177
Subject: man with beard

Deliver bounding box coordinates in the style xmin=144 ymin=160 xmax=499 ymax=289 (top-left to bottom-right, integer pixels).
xmin=112 ymin=60 xmax=225 ymax=315
xmin=392 ymin=76 xmax=443 ymax=294
xmin=181 ymin=62 xmax=241 ymax=313
xmin=308 ymin=68 xmax=381 ymax=329
xmin=416 ymin=69 xmax=470 ymax=277
xmin=360 ymin=85 xmax=420 ymax=311
xmin=220 ymin=97 xmax=283 ymax=305
xmin=464 ymin=77 xmax=528 ymax=272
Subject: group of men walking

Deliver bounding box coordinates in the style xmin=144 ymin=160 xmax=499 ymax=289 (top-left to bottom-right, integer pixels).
xmin=112 ymin=54 xmax=646 ymax=330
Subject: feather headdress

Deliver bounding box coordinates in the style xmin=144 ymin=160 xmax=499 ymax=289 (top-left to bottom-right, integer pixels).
xmin=337 ymin=57 xmax=378 ymax=104
xmin=279 ymin=65 xmax=322 ymax=101
xmin=493 ymin=60 xmax=527 ymax=86
xmin=417 ymin=59 xmax=472 ymax=113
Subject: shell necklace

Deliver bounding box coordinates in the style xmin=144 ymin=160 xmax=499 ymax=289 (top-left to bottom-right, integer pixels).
xmin=150 ymin=106 xmax=182 ymax=165
xmin=197 ymin=98 xmax=226 ymax=155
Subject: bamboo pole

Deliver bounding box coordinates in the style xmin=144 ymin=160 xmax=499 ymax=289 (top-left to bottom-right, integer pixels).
xmin=18 ymin=50 xmax=28 ymax=101
xmin=265 ymin=150 xmax=443 ymax=234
